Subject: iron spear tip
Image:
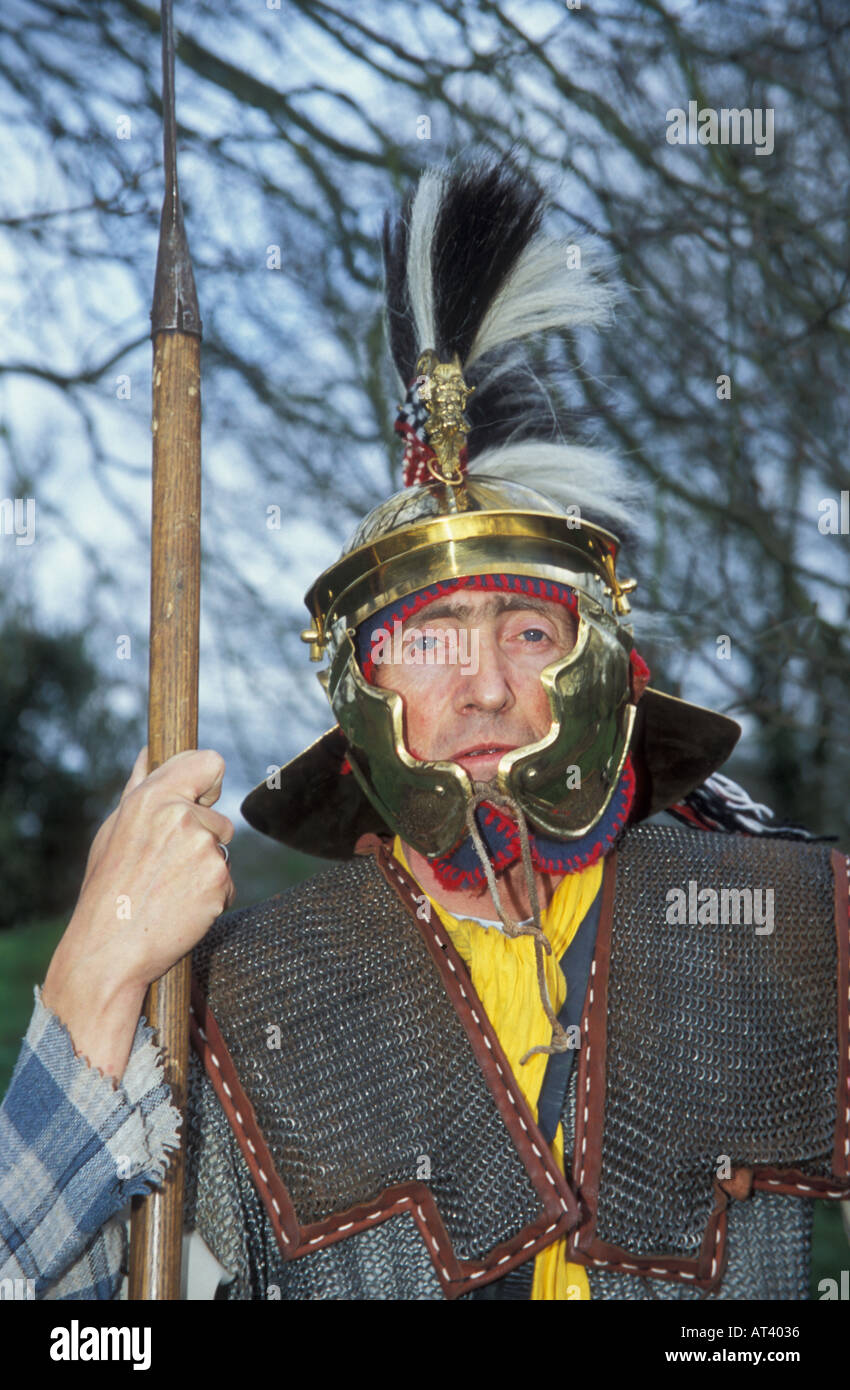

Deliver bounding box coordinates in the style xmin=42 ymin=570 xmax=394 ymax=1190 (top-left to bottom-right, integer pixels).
xmin=151 ymin=197 xmax=202 ymax=338
xmin=151 ymin=0 xmax=201 ymax=338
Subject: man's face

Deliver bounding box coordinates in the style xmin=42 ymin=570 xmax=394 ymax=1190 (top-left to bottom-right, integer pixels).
xmin=370 ymin=588 xmax=579 ymax=780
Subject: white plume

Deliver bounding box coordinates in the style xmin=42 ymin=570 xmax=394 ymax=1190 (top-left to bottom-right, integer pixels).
xmin=405 ymin=168 xmax=445 ymax=360
xmin=467 ymin=441 xmax=641 ymax=535
xmin=468 ymin=239 xmax=615 ymax=366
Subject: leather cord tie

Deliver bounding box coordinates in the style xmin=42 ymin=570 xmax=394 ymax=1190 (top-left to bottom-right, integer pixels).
xmin=464 ymin=785 xmax=570 ymax=1063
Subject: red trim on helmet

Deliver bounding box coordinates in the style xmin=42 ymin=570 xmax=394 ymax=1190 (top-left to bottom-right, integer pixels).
xmin=629 ymin=648 xmax=651 ymax=701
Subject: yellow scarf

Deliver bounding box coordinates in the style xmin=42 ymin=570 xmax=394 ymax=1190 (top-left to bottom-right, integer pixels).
xmin=393 ymin=836 xmax=599 ymax=1300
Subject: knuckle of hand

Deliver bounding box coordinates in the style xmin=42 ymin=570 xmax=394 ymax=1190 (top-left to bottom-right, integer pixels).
xmin=133 ymin=778 xmax=159 ymax=812
xmin=202 ymin=748 xmax=226 ymax=777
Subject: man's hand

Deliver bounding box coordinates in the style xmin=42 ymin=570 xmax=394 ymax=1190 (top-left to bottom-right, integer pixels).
xmin=41 ymin=747 xmax=234 ymax=1083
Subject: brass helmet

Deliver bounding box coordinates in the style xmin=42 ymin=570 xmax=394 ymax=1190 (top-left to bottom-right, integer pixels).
xmin=243 ymin=160 xmax=739 ymax=860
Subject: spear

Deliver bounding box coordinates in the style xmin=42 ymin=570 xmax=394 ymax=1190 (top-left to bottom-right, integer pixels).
xmin=128 ymin=0 xmax=202 ymax=1300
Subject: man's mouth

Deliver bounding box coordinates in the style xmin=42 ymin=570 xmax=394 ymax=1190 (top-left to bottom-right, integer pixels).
xmin=453 ymin=744 xmax=516 ymax=757
xmin=407 ymin=743 xmax=524 ymax=768
xmin=450 ymin=744 xmax=518 ymax=770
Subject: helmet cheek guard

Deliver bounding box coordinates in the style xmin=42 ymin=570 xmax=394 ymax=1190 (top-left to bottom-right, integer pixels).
xmin=321 ymin=624 xmax=474 ymax=856
xmin=500 ymin=593 xmax=636 ymax=839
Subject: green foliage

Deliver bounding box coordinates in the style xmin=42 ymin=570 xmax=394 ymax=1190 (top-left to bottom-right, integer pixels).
xmin=227 ymin=828 xmax=329 ymax=910
xmin=0 ymin=604 xmax=142 ymax=930
xmin=0 ymin=915 xmax=65 ymax=1097
xmin=811 ymin=1201 xmax=850 ymax=1299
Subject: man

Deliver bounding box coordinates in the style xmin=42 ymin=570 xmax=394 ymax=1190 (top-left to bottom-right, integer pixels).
xmin=2 ymin=158 xmax=848 ymax=1301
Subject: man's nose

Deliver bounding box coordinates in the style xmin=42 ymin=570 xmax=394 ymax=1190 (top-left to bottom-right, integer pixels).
xmin=454 ymin=632 xmax=513 ymax=712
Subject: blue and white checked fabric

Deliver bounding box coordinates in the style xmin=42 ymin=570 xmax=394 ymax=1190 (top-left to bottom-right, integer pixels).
xmin=0 ymin=988 xmax=181 ymax=1300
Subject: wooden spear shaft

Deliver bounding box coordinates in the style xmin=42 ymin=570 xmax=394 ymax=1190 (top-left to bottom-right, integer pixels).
xmin=129 ymin=0 xmax=202 ymax=1301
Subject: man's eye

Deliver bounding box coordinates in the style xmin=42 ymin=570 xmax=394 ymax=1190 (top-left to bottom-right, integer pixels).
xmin=407 ymin=633 xmax=442 ymax=653
xmin=519 ymin=628 xmax=548 ymax=643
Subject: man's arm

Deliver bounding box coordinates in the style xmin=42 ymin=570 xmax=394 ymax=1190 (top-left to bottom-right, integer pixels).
xmin=0 ymin=990 xmax=180 ymax=1297
xmin=0 ymin=746 xmax=234 ymax=1297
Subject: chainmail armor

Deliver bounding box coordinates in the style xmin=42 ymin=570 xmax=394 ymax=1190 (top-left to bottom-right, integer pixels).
xmin=191 ymin=855 xmax=543 ymax=1262
xmin=466 ymin=1061 xmax=815 ymax=1301
xmin=183 ymin=826 xmax=841 ymax=1299
xmin=183 ymin=1047 xmax=815 ymax=1300
xmin=593 ymin=824 xmax=837 ymax=1263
